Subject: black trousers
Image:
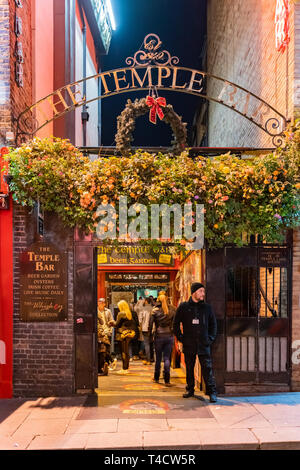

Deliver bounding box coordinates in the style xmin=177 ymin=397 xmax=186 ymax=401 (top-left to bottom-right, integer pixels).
xmin=98 ymin=343 xmax=112 ymax=372
xmin=184 ymin=352 xmax=217 ymax=395
xmin=131 ymin=337 xmax=140 ymax=356
xmin=150 ymin=337 xmax=154 ymax=361
xmin=119 ymin=337 xmax=132 ymax=370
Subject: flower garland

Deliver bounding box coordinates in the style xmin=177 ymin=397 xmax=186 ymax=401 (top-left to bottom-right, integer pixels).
xmin=115 ymin=97 xmax=187 ymax=156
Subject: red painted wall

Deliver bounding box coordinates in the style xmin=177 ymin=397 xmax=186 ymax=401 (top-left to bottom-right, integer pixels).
xmin=53 ymin=0 xmax=66 ymax=139
xmin=0 ymin=174 xmax=13 ymax=397
xmin=33 ymin=0 xmax=54 ymax=138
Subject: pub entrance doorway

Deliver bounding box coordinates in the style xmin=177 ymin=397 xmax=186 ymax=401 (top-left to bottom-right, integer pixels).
xmin=73 ymin=240 xmax=180 ymax=394
xmin=95 ymin=268 xmax=182 ymax=398
xmin=96 ymin=267 xmax=179 ymax=385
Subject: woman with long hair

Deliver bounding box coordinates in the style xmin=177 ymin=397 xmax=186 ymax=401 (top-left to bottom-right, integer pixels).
xmin=115 ymin=300 xmax=136 ymax=374
xmin=149 ymin=292 xmax=175 ymax=386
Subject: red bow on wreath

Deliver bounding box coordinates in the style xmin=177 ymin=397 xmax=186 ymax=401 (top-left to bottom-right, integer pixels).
xmin=146 ymin=95 xmax=166 ymax=124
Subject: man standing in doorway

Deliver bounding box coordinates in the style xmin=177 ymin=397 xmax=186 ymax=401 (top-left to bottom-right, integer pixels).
xmin=97 ymin=298 xmax=116 ymax=375
xmin=173 ymin=282 xmax=218 ymax=403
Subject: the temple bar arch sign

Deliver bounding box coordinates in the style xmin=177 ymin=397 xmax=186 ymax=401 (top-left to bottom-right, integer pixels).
xmin=16 ymin=34 xmax=286 ymax=147
xmin=20 ymin=242 xmax=68 ymax=322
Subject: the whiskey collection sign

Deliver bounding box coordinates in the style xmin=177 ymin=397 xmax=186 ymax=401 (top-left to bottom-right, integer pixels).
xmin=20 ymin=242 xmax=68 ymax=322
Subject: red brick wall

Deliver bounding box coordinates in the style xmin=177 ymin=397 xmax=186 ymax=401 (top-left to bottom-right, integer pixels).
xmin=206 ymin=0 xmax=300 ymax=390
xmin=206 ymin=0 xmax=294 ymax=148
xmin=12 ymin=204 xmax=75 ymax=397
xmin=0 ymin=0 xmax=11 ymax=144
xmin=294 ymin=1 xmax=300 ymax=110
xmin=292 ymin=229 xmax=300 ymax=391
xmin=0 ymin=0 xmax=33 ymax=144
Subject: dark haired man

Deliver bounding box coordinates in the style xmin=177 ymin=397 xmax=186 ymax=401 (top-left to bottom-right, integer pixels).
xmin=173 ymin=282 xmax=217 ymax=403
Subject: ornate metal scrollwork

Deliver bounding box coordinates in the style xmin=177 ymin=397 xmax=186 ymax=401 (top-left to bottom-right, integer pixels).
xmin=126 ymin=33 xmax=179 ymax=67
xmin=14 ymin=110 xmax=39 ymax=146
xmin=265 ymin=117 xmax=284 ymax=136
xmin=272 ymin=134 xmax=284 ymax=147
xmin=264 ymin=118 xmax=286 ymax=147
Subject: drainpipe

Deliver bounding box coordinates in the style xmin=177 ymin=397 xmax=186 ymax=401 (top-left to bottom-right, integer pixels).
xmin=98 ymin=67 xmax=101 ymax=146
xmin=80 ymin=13 xmax=89 ymax=147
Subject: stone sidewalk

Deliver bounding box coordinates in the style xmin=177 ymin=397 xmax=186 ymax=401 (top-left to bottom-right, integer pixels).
xmin=1 ymin=393 xmax=300 ymax=450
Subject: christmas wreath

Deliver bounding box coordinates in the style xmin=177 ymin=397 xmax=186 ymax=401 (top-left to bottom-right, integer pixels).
xmin=115 ymin=96 xmax=187 ymax=156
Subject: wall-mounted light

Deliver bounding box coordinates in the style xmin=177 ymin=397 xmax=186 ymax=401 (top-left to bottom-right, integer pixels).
xmin=0 ymin=147 xmax=10 ymax=210
xmin=5 ymin=132 xmax=15 ymax=144
xmin=106 ymin=0 xmax=116 ymax=31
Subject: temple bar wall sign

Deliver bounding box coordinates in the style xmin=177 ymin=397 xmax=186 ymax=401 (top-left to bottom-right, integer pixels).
xmin=15 ymin=33 xmax=287 ymax=146
xmin=20 ymin=242 xmax=68 ymax=322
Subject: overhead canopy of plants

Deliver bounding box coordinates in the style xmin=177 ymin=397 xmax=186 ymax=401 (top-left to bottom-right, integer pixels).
xmin=5 ymin=121 xmax=300 ymax=250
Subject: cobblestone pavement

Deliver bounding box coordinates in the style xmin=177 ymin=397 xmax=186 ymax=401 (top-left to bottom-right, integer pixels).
xmin=1 ymin=361 xmax=300 ymax=450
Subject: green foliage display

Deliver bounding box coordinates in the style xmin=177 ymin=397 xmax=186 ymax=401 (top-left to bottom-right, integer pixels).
xmin=5 ymin=122 xmax=300 ymax=251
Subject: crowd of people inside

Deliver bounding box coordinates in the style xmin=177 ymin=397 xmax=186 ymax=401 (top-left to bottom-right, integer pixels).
xmin=97 ymin=291 xmax=175 ymax=386
xmin=97 ymin=282 xmax=218 ymax=402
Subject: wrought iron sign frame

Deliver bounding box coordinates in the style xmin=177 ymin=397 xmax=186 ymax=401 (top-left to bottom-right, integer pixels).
xmin=14 ymin=33 xmax=287 ymax=148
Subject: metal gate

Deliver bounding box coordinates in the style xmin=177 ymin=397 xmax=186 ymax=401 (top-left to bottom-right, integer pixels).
xmin=225 ymin=246 xmax=291 ymax=385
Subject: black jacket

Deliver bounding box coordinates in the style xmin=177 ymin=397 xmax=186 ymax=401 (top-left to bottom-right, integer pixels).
xmin=149 ymin=304 xmax=175 ymax=337
xmin=173 ymin=297 xmax=217 ymax=355
xmin=132 ymin=311 xmax=140 ymax=338
xmin=115 ymin=312 xmax=136 ymax=341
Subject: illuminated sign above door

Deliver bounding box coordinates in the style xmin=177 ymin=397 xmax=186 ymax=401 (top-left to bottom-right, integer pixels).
xmin=98 ymin=244 xmax=174 ymax=266
xmin=105 ymin=273 xmax=170 ymax=282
